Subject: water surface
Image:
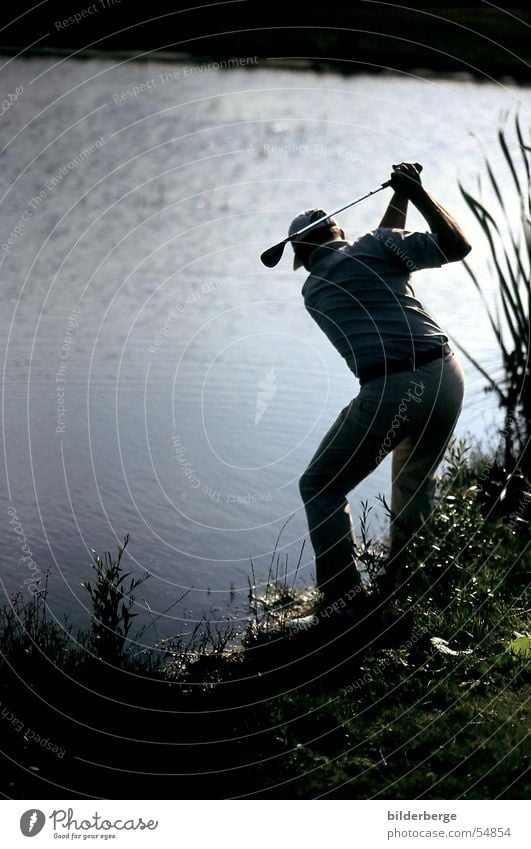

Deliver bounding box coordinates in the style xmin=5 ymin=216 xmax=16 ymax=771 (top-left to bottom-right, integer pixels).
xmin=0 ymin=55 xmax=526 ymax=634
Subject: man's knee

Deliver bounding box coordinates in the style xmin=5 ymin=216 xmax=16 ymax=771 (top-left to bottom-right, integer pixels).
xmin=300 ymin=468 xmax=333 ymax=502
xmin=299 ymin=469 xmax=347 ymax=503
xmin=299 ymin=470 xmax=316 ymax=503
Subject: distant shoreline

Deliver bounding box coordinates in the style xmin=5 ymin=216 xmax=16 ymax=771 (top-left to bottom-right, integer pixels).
xmin=2 ymin=5 xmax=530 ymax=83
xmin=1 ymin=45 xmax=529 ymax=85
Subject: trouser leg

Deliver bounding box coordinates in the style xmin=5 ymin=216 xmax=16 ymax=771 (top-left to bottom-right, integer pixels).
xmin=299 ymin=397 xmax=381 ymax=603
xmin=389 ymin=353 xmax=465 ymax=568
xmin=390 ymin=436 xmax=437 ymax=561
xmin=299 ymin=486 xmax=362 ymax=601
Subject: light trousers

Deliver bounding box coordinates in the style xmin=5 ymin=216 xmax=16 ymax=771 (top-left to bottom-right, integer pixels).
xmin=299 ymin=351 xmax=465 ymax=602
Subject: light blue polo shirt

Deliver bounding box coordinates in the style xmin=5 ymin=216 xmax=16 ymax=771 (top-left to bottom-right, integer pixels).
xmin=301 ymin=227 xmax=448 ymax=378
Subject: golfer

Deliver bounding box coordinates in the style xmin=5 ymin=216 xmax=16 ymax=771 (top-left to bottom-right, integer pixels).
xmin=291 ymin=162 xmax=471 ymax=618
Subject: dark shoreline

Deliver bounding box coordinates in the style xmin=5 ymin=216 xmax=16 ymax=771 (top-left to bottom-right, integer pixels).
xmin=1 ymin=2 xmax=531 ymax=84
xmin=1 ymin=45 xmax=529 ymax=87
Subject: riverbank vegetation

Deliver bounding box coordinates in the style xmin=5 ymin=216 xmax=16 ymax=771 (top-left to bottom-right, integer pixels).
xmin=2 ymin=6 xmax=531 ymax=82
xmin=0 ymin=441 xmax=529 ymax=799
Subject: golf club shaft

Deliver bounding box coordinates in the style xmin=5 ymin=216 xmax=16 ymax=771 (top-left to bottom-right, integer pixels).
xmin=288 ymin=163 xmax=422 ymax=242
xmin=260 ymin=163 xmax=422 ymax=267
xmin=288 ymin=183 xmax=388 ymax=242
xmin=259 ymin=186 xmax=387 ymax=268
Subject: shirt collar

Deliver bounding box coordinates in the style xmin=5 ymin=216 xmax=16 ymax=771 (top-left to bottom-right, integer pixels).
xmin=308 ymin=239 xmax=349 ymax=269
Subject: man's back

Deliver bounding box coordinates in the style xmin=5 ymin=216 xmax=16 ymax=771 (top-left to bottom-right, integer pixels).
xmin=302 ymin=227 xmax=448 ymax=377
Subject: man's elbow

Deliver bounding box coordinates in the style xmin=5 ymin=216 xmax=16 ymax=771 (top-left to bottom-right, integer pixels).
xmin=457 ymin=238 xmax=472 ymax=260
xmin=440 ymin=236 xmax=472 ymax=263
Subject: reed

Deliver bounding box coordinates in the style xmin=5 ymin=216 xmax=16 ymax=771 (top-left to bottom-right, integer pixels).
xmin=458 ymin=115 xmax=531 ymax=472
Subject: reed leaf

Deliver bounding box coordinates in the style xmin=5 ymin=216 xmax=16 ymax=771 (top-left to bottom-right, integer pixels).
xmin=515 ymin=115 xmax=531 ymax=183
xmin=458 ymin=116 xmax=531 ymax=469
xmin=498 ymin=126 xmax=522 ymax=197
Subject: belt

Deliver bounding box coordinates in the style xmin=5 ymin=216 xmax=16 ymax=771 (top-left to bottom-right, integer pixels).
xmin=358 ymin=343 xmax=452 ymax=386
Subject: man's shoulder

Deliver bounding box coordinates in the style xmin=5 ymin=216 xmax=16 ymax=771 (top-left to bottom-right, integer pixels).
xmin=375 ymin=228 xmax=442 ymax=270
xmin=367 ymin=227 xmax=418 ymax=243
xmin=347 ymin=229 xmax=391 ymax=256
xmin=314 ymin=232 xmax=381 ymax=258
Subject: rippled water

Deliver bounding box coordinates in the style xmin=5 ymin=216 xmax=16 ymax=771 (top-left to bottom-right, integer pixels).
xmin=0 ymin=55 xmax=527 ymax=633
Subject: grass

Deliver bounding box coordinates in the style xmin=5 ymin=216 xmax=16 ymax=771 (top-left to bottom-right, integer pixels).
xmin=81 ymin=534 xmax=149 ymax=663
xmin=0 ymin=441 xmax=529 ymax=799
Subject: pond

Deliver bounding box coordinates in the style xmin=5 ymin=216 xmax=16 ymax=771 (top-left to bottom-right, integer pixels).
xmin=0 ymin=55 xmax=527 ymax=636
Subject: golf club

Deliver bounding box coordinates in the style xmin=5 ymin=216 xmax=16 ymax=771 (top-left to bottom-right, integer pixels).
xmin=260 ymin=163 xmax=423 ymax=268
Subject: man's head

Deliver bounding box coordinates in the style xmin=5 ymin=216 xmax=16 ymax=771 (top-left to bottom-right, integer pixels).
xmin=289 ymin=209 xmax=344 ymax=271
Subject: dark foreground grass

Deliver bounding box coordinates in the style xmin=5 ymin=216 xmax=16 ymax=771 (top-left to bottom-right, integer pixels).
xmin=0 ymin=442 xmax=529 ymax=799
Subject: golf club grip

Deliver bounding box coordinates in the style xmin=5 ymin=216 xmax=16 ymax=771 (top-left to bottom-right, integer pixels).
xmin=381 ymin=162 xmax=423 ymax=188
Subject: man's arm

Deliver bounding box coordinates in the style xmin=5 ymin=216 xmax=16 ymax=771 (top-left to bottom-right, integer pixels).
xmin=389 ymin=162 xmax=471 ymax=262
xmin=378 ymin=192 xmax=408 ymax=229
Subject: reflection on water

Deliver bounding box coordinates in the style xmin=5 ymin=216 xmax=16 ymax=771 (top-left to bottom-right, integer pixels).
xmin=0 ymin=56 xmax=525 ymax=632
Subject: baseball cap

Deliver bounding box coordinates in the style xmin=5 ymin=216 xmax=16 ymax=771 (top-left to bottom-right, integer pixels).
xmin=289 ymin=209 xmax=338 ymax=270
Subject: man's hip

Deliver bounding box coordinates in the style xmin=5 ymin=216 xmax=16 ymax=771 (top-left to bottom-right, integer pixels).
xmin=357 ymin=342 xmax=453 ymax=386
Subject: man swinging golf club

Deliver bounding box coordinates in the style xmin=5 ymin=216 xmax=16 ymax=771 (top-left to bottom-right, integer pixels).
xmin=284 ymin=162 xmax=471 ymax=628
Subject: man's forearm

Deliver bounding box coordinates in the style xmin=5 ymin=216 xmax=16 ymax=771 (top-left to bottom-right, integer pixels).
xmin=410 ymin=187 xmax=471 ymax=262
xmin=378 ymin=192 xmax=408 ymax=229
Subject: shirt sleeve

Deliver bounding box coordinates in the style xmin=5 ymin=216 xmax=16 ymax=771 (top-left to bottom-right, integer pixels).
xmin=377 ymin=228 xmax=443 ymax=271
